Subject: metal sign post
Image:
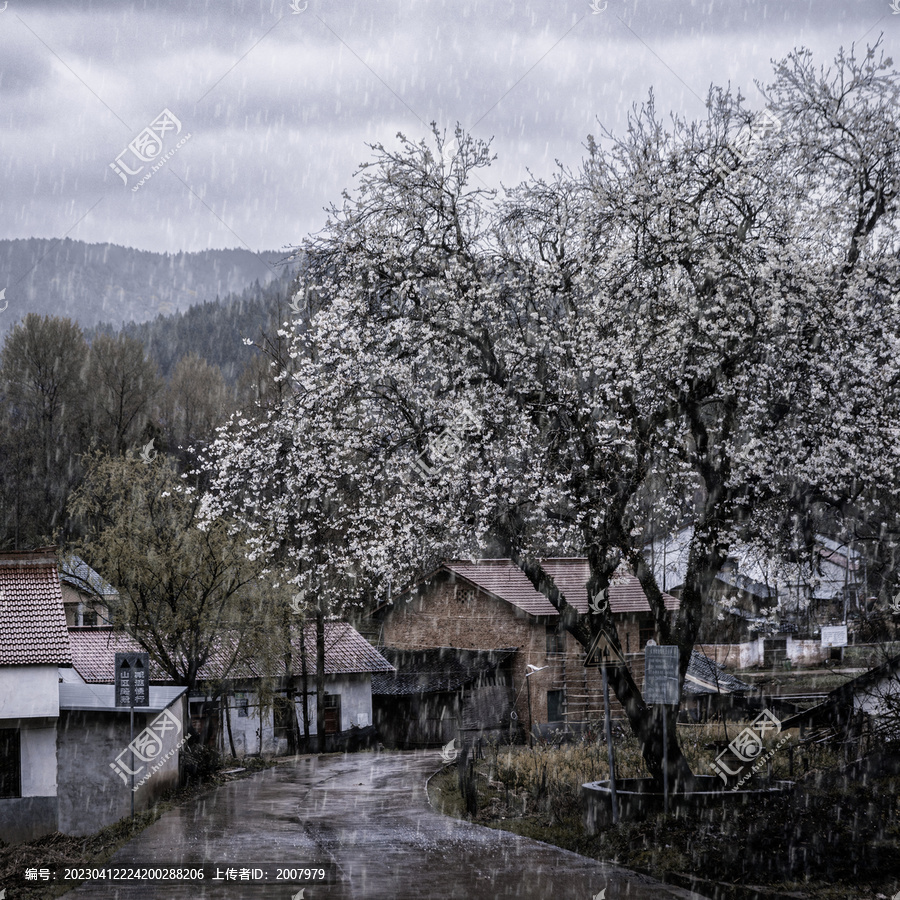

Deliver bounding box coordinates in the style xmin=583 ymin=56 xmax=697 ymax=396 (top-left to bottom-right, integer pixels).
xmin=584 ymin=629 xmax=627 ymax=825
xmin=601 ymin=660 xmax=618 ymax=824
xmin=643 ymin=645 xmax=681 ymax=815
xmin=115 ymin=652 xmax=150 ymax=821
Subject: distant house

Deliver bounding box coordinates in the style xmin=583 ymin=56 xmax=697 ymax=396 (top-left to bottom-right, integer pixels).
xmin=372 ymin=647 xmax=516 ymax=748
xmin=0 ymin=549 xmax=72 ymax=843
xmin=680 ymin=650 xmax=753 ymax=721
xmin=646 ymin=528 xmax=866 ymax=620
xmin=66 ymin=623 xmax=394 ymax=757
xmin=59 ymin=554 xmax=116 ymax=627
xmin=373 ymin=558 xmax=682 ymax=735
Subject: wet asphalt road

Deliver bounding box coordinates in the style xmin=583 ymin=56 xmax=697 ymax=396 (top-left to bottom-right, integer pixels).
xmin=66 ymin=751 xmax=710 ymax=900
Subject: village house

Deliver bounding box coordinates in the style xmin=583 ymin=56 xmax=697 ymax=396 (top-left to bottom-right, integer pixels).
xmin=59 ymin=554 xmax=115 ymax=627
xmin=648 ymin=529 xmax=865 ymax=624
xmin=372 ymin=558 xmax=683 ymax=739
xmin=0 ymin=549 xmax=72 ymax=843
xmin=66 ymin=623 xmax=393 ymax=757
xmin=647 ymin=529 xmax=866 ymax=667
xmin=0 ymin=549 xmax=188 ymax=844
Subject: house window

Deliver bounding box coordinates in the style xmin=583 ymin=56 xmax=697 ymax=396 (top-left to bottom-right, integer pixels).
xmin=234 ymin=694 xmax=249 ymax=718
xmin=455 ymin=585 xmax=477 ymax=604
xmin=324 ymin=693 xmax=341 ymax=734
xmin=547 ymin=690 xmax=565 ymax=724
xmin=273 ymin=695 xmax=296 ymax=739
xmin=639 ymin=624 xmax=656 ymax=648
xmin=546 ymin=621 xmax=565 ymax=654
xmin=0 ymin=729 xmax=21 ymax=799
xmin=82 ymin=608 xmax=98 ymax=627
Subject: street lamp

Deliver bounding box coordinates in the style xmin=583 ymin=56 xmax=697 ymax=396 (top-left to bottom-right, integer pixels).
xmin=525 ymin=664 xmax=549 ymax=747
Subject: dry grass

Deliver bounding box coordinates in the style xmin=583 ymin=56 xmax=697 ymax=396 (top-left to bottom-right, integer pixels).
xmin=471 ymin=717 xmax=844 ymax=826
xmin=426 ymin=727 xmax=900 ymax=899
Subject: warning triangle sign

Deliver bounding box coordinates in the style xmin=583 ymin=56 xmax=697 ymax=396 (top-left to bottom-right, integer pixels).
xmin=584 ymin=628 xmax=627 ymax=668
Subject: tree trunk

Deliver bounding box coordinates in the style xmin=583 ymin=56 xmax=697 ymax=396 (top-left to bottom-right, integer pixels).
xmin=300 ymin=617 xmax=310 ymax=744
xmin=316 ymin=607 xmax=326 ymax=753
xmin=283 ymin=606 xmax=302 ymax=756
xmin=224 ymin=692 xmax=237 ymax=758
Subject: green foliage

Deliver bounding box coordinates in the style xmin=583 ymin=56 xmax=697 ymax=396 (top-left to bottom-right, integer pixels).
xmin=67 ymin=451 xmax=283 ymax=692
xmin=0 ymin=313 xmax=89 ymax=547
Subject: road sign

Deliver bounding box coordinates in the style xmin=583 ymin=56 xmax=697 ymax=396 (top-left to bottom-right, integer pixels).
xmin=643 ymin=645 xmax=681 ymax=705
xmin=820 ymin=625 xmax=848 ymax=648
xmin=115 ymin=652 xmax=150 ymax=707
xmin=584 ymin=628 xmax=627 ymax=668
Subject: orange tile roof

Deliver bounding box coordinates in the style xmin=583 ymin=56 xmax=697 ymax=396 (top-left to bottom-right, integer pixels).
xmin=441 ymin=558 xmax=680 ymax=616
xmin=67 ymin=629 xmax=170 ymax=683
xmin=68 ymin=623 xmax=392 ymax=684
xmin=0 ymin=550 xmax=72 ymax=666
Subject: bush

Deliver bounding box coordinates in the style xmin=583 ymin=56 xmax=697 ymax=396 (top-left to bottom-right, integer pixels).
xmin=181 ymin=743 xmax=221 ymax=783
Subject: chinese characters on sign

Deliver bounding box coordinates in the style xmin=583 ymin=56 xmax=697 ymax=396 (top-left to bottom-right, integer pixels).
xmin=820 ymin=625 xmax=848 ymax=647
xmin=642 ymin=645 xmax=680 ymax=705
xmin=115 ymin=652 xmax=150 ymax=708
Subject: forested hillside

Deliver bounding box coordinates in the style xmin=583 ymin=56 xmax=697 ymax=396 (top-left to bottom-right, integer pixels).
xmin=91 ymin=270 xmax=297 ymax=381
xmin=0 ymin=259 xmax=300 ymax=550
xmin=0 ymin=238 xmax=289 ymax=333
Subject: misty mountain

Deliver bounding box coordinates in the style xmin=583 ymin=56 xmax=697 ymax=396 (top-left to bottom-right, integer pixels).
xmin=0 ymin=237 xmax=292 ymax=334
xmin=95 ymin=272 xmax=297 ymax=382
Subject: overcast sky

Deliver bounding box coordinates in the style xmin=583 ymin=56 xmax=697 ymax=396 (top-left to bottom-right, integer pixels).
xmin=0 ymin=0 xmax=896 ymax=255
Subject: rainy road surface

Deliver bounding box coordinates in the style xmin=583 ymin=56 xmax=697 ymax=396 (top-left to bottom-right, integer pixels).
xmin=67 ymin=751 xmax=710 ymax=900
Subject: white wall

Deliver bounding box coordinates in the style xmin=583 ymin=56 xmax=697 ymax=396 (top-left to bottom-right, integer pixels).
xmin=787 ymin=638 xmax=829 ymax=666
xmin=223 ymin=674 xmax=374 ymax=757
xmin=696 ymin=639 xmax=830 ymax=669
xmin=297 ymin=674 xmax=373 ymax=734
xmin=20 ymin=726 xmax=57 ymax=797
xmin=0 ymin=666 xmax=59 ymax=718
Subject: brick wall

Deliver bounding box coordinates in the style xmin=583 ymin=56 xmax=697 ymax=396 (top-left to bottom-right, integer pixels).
xmin=379 ymin=575 xmax=658 ymax=729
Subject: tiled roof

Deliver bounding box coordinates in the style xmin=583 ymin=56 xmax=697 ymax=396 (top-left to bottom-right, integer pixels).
xmin=715 ymin=569 xmax=777 ymax=601
xmin=59 ymin=554 xmax=119 ymax=598
xmin=0 ymin=550 xmax=72 ymax=666
xmin=68 ymin=629 xmax=172 ymax=683
xmin=197 ymin=623 xmax=394 ymax=679
xmin=683 ymin=651 xmax=751 ymax=695
xmin=372 ymin=647 xmax=516 ymax=696
xmin=68 ymin=622 xmax=392 ymax=684
xmin=310 ymin=623 xmax=394 ymax=675
xmin=439 ymin=559 xmax=679 ymax=616
xmin=59 ymin=683 xmax=187 ymax=712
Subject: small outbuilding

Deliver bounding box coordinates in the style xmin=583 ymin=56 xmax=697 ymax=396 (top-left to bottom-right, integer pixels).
xmin=372 ymin=647 xmax=516 ymax=748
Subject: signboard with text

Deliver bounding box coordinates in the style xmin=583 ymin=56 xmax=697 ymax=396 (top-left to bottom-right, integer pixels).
xmin=643 ymin=645 xmax=681 ymax=705
xmin=115 ymin=652 xmax=150 ymax=707
xmin=820 ymin=625 xmax=848 ymax=648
